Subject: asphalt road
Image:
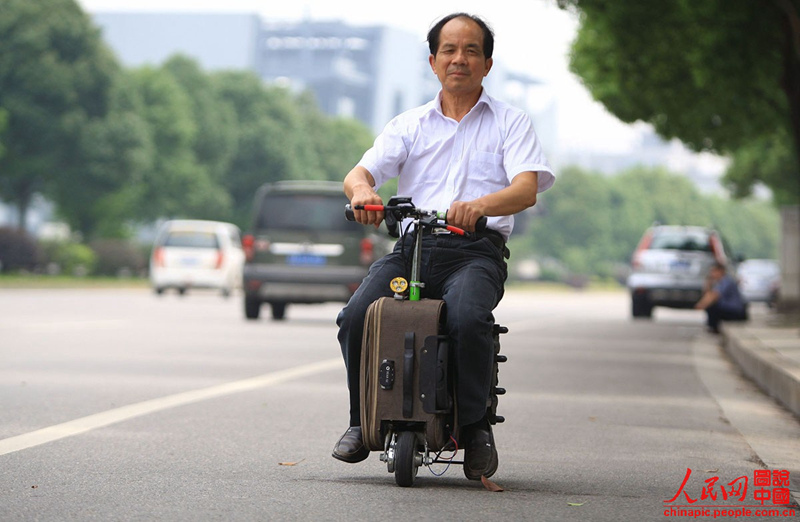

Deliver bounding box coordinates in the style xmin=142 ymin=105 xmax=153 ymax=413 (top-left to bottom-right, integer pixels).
xmin=1 ymin=287 xmax=798 ymax=521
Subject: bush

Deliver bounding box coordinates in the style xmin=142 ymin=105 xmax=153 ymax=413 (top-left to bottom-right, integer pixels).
xmin=40 ymin=240 xmax=97 ymax=276
xmin=0 ymin=227 xmax=41 ymax=272
xmin=90 ymin=239 xmax=147 ymax=277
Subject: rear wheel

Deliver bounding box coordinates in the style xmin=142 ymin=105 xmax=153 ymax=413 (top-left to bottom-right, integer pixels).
xmin=632 ymin=293 xmax=653 ymax=318
xmin=270 ymin=302 xmax=287 ymax=321
xmin=245 ymin=297 xmax=261 ymax=320
xmin=394 ymin=431 xmax=419 ymax=487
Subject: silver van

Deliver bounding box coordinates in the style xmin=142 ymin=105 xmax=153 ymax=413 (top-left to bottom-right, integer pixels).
xmin=626 ymin=225 xmax=731 ymax=318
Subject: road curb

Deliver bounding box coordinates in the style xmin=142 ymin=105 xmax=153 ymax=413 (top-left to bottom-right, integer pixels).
xmin=722 ymin=324 xmax=800 ymax=419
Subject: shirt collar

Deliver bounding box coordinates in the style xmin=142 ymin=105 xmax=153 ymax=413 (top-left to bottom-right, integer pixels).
xmin=430 ymin=89 xmax=494 ymax=119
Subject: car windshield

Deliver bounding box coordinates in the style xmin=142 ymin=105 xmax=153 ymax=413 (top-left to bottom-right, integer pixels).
xmin=163 ymin=231 xmax=219 ymax=249
xmin=258 ymin=194 xmax=362 ymax=233
xmin=649 ymin=231 xmax=711 ymax=252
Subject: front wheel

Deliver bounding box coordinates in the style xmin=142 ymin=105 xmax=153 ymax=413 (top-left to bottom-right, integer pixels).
xmin=394 ymin=431 xmax=420 ymax=487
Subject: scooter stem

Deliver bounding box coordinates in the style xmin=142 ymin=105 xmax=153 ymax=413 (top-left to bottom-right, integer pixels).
xmin=410 ymin=220 xmax=424 ymax=301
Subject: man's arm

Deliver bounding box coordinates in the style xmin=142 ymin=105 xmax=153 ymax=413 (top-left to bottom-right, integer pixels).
xmin=695 ymin=289 xmax=720 ymax=310
xmin=447 ymin=171 xmax=539 ymax=231
xmin=343 ymin=166 xmax=384 ymax=226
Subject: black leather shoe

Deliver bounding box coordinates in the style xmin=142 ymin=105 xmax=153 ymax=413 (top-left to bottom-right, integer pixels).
xmin=463 ymin=425 xmax=498 ymax=480
xmin=332 ymin=426 xmax=370 ymax=463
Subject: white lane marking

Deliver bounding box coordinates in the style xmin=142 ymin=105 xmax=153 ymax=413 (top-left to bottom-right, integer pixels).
xmin=0 ymin=319 xmax=127 ymax=331
xmin=0 ymin=358 xmax=342 ymax=456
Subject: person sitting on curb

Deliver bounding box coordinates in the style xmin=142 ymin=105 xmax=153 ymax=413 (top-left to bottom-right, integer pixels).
xmin=694 ymin=262 xmax=748 ymax=333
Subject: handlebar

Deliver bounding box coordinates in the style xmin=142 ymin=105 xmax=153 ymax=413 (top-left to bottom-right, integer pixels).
xmin=345 ymin=201 xmax=487 ymax=237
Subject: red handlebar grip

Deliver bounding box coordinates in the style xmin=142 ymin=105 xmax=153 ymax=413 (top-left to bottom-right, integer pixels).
xmin=362 ymin=205 xmax=385 ymax=211
xmin=446 ymin=225 xmax=466 ymax=236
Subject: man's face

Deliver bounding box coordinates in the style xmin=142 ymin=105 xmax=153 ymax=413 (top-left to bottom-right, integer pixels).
xmin=429 ymin=17 xmax=493 ymax=97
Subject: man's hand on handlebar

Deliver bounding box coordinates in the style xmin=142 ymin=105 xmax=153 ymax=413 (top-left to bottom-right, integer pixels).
xmin=350 ymin=188 xmax=384 ymax=228
xmin=446 ymin=200 xmax=485 ymax=233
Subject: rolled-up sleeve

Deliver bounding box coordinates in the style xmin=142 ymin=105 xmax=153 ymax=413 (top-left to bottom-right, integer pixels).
xmin=502 ymin=112 xmax=555 ymax=193
xmin=357 ymin=118 xmax=408 ymax=189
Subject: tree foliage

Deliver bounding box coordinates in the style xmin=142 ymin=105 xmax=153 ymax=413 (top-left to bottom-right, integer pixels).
xmin=0 ymin=108 xmax=7 ymax=159
xmin=0 ymin=0 xmax=119 ymax=229
xmin=213 ymin=71 xmax=372 ymax=226
xmin=162 ymin=56 xmax=238 ymax=184
xmin=125 ymin=64 xmax=233 ymax=223
xmin=559 ymin=0 xmax=800 ymax=204
xmin=514 ymin=166 xmax=780 ymax=279
xmin=0 ymin=1 xmax=384 ymax=238
xmin=52 ymin=71 xmax=153 ymax=238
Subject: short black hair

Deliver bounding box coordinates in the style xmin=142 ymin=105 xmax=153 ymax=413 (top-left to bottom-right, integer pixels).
xmin=427 ymin=13 xmax=494 ymax=59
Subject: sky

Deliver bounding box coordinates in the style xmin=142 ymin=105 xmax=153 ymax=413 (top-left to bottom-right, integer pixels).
xmin=77 ymin=0 xmax=645 ymax=155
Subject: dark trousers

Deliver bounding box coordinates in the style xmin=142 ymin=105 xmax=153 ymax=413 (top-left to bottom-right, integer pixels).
xmin=705 ymin=302 xmax=748 ymax=332
xmin=336 ymin=232 xmax=507 ymax=428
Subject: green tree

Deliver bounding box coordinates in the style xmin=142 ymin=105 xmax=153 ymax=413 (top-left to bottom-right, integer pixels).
xmin=52 ymin=72 xmax=154 ymax=238
xmin=293 ymin=90 xmax=375 ymax=182
xmin=0 ymin=0 xmax=119 ymax=230
xmin=214 ymin=72 xmax=310 ymax=225
xmin=514 ymin=166 xmax=780 ymax=280
xmin=314 ymin=116 xmax=375 ymax=181
xmin=559 ymin=0 xmax=800 ymax=204
xmin=162 ymin=55 xmax=238 ymax=185
xmin=0 ymin=108 xmax=7 ymax=159
xmin=126 ymin=65 xmax=231 ymax=222
xmin=518 ymin=166 xmax=616 ymax=277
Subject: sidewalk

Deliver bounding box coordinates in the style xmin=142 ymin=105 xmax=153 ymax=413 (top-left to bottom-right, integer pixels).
xmin=722 ymin=306 xmax=800 ymax=419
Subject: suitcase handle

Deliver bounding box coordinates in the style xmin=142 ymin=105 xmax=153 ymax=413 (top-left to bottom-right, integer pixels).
xmin=403 ymin=332 xmax=415 ymax=418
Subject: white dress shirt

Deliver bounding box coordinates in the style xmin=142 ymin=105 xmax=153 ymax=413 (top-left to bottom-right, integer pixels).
xmin=358 ymin=89 xmax=555 ymax=240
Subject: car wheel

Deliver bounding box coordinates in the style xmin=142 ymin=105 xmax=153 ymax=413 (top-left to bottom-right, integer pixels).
xmin=270 ymin=302 xmax=287 ymax=321
xmin=632 ymin=293 xmax=653 ymax=318
xmin=154 ymin=287 xmax=165 ymax=295
xmin=245 ymin=297 xmax=261 ymax=320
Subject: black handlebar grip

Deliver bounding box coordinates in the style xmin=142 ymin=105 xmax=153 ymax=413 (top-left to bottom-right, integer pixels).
xmin=475 ymin=216 xmax=488 ymax=232
xmin=344 ymin=204 xmax=355 ymax=221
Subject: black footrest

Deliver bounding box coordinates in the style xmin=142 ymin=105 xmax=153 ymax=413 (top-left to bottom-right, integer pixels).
xmin=493 ymin=324 xmax=509 ymax=335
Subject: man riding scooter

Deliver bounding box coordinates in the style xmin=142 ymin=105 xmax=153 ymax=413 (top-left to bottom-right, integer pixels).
xmin=333 ymin=12 xmax=555 ymax=480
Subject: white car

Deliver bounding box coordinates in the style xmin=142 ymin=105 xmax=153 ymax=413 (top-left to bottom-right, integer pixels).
xmin=150 ymin=220 xmax=245 ymax=297
xmin=737 ymin=259 xmax=780 ymax=304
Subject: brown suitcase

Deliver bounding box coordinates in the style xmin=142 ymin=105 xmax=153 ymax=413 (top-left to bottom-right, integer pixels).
xmin=359 ymin=296 xmax=453 ymax=452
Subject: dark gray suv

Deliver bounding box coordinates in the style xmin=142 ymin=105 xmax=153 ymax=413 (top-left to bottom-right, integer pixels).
xmin=242 ymin=180 xmax=389 ymax=320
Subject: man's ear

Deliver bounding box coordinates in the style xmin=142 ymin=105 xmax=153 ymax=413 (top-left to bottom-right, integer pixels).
xmin=429 ymin=54 xmax=436 ymax=72
xmin=484 ymin=57 xmax=493 ymax=77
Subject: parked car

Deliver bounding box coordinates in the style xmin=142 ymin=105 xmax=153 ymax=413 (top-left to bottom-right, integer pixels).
xmin=737 ymin=258 xmax=780 ymax=305
xmin=150 ymin=220 xmax=245 ymax=297
xmin=626 ymin=225 xmax=731 ymax=318
xmin=242 ymin=180 xmax=391 ymax=321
